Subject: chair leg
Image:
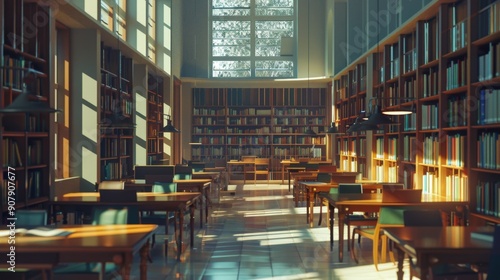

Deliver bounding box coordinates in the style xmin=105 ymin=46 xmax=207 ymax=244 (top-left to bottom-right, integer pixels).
xmin=351 ymin=229 xmax=359 ymax=263
xmin=373 ymin=234 xmax=380 ymax=271
xmin=347 ymin=225 xmax=351 ymax=251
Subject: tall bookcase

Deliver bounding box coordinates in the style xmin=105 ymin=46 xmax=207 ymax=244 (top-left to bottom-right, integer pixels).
xmin=191 ymin=87 xmax=330 ymax=180
xmin=99 ymin=43 xmax=134 ymax=181
xmin=146 ymin=73 xmax=164 ymax=164
xmin=0 ymin=0 xmax=53 ymax=214
xmin=334 ymin=0 xmax=500 ymax=225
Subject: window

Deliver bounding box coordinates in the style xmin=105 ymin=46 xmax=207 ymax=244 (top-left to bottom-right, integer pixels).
xmin=100 ymin=0 xmax=127 ymax=40
xmin=147 ymin=0 xmax=156 ymax=62
xmin=211 ymin=0 xmax=296 ymax=78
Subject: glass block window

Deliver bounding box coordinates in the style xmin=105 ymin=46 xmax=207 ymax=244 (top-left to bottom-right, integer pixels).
xmin=211 ymin=0 xmax=296 ymax=78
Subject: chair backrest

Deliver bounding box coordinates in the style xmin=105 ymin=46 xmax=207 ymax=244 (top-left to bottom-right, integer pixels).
xmin=99 ymin=189 xmax=138 ymax=203
xmin=189 ymin=161 xmax=205 ymax=172
xmin=330 ymin=172 xmax=358 ymax=184
xmin=318 ymin=165 xmax=337 ymax=172
xmin=382 ymin=189 xmax=422 ymax=203
xmin=403 ymin=209 xmax=443 ymax=226
xmin=338 ymin=183 xmax=363 ymax=194
xmin=134 ymin=165 xmax=174 ymax=180
xmin=145 ymin=174 xmax=174 ymax=184
xmin=98 ymin=180 xmax=125 ymax=190
xmin=254 ymin=158 xmax=269 ymax=165
xmin=382 ymin=183 xmax=405 ymax=192
xmin=16 ymin=209 xmax=47 ymax=227
xmin=92 ymin=207 xmax=129 ymax=225
xmin=174 ymin=165 xmax=193 ymax=180
xmin=316 ymin=172 xmax=332 ymax=183
xmin=152 ymin=182 xmax=177 ymax=193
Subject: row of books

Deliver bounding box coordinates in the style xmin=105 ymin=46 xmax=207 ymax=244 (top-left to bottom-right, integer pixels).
xmin=422 ymin=69 xmax=439 ymax=97
xmin=2 ymin=55 xmax=33 ymax=89
xmin=191 ymin=136 xmax=224 ymax=145
xmin=475 ymin=180 xmax=500 ymax=217
xmin=341 ymin=159 xmax=357 ymax=173
xmin=100 ymin=138 xmax=130 ymax=158
xmin=477 ymin=42 xmax=500 ymax=82
xmin=401 ymin=77 xmax=417 ymax=99
xmin=446 ymin=134 xmax=466 ymax=167
xmin=192 ymin=127 xmax=226 ymax=134
xmin=228 ymin=108 xmax=272 ymax=116
xmin=146 ymin=139 xmax=158 ymax=153
xmin=193 ymin=117 xmax=225 ymax=126
xmin=403 ymin=113 xmax=417 ymax=131
xmin=27 ymin=140 xmax=44 ymax=166
xmin=422 ymin=18 xmax=439 ymax=64
xmin=444 ymin=172 xmax=468 ymax=201
xmin=422 ymin=170 xmax=439 ymax=195
xmin=476 ymin=131 xmax=500 ymax=170
xmin=274 ymin=108 xmax=326 ymax=116
xmin=446 ymin=95 xmax=468 ymax=127
xmin=387 ymin=137 xmax=398 ymax=161
xmin=27 ymin=170 xmax=43 ymax=199
xmin=421 ymin=103 xmax=439 ymax=130
xmin=191 ymin=147 xmax=225 ymax=157
xmin=477 ymin=2 xmax=500 ymax=40
xmin=2 ymin=139 xmax=23 ymax=167
xmin=227 ymin=136 xmax=270 ymax=145
xmin=403 ymin=136 xmax=417 ymax=162
xmin=227 ymin=147 xmax=271 ymax=157
xmin=375 ymin=138 xmax=384 ymax=159
xmin=100 ymin=94 xmax=133 ymax=116
xmin=478 ymin=88 xmax=500 ymax=125
xmin=445 ymin=57 xmax=467 ymax=90
xmin=423 ymin=135 xmax=439 ymax=165
xmin=193 ymin=108 xmax=225 ymax=116
xmin=448 ymin=20 xmax=467 ymax=53
xmin=402 ymin=49 xmax=417 ymax=74
xmin=193 ymin=89 xmax=226 ymax=107
xmin=272 ymin=117 xmax=325 ymax=125
xmin=227 ymin=117 xmax=271 ymax=126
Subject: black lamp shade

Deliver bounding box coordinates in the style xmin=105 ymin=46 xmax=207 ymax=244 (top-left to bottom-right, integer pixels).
xmin=0 ymin=70 xmax=60 ymax=114
xmin=161 ymin=119 xmax=180 ymax=133
xmin=304 ymin=128 xmax=317 ymax=136
xmin=364 ymin=105 xmax=395 ymax=125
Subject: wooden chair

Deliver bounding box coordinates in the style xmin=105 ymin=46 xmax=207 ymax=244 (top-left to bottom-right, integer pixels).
xmin=254 ymin=158 xmax=270 ymax=183
xmin=351 ymin=189 xmax=422 ymax=270
xmin=351 ymin=206 xmax=416 ymax=270
xmin=242 ymin=156 xmax=256 ymax=184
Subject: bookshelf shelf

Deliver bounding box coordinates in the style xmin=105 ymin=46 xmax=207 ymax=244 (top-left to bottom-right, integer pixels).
xmin=334 ymin=0 xmax=500 ymax=225
xmin=192 ymin=87 xmax=330 ymax=179
xmin=1 ymin=0 xmax=53 ymax=217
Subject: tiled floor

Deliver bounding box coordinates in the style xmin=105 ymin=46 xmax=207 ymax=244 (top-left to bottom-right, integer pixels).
xmin=130 ymin=183 xmax=408 ymax=279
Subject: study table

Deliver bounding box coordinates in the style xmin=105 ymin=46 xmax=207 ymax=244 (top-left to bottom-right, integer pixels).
xmin=51 ymin=192 xmax=200 ymax=261
xmin=0 ymin=224 xmax=157 ymax=280
xmin=280 ymin=160 xmax=332 ymax=185
xmin=300 ymin=182 xmax=383 ymax=227
xmin=124 ymin=179 xmax=211 ymax=228
xmin=385 ymin=226 xmax=493 ymax=280
xmin=318 ymin=192 xmax=469 ymax=262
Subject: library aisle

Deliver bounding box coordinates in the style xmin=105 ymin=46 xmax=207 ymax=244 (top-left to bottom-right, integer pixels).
xmin=129 ymin=184 xmax=406 ymax=280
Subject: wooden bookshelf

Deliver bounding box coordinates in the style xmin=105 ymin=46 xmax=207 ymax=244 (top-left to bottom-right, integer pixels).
xmin=334 ymin=0 xmax=500 ymax=225
xmin=99 ymin=43 xmax=134 ymax=181
xmin=0 ymin=0 xmax=53 ymax=216
xmin=191 ymin=87 xmax=330 ymax=180
xmin=146 ymin=73 xmax=164 ymax=164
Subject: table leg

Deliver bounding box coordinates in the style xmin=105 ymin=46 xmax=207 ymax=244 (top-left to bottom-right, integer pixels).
xmin=288 ymin=171 xmax=291 ymax=192
xmin=306 ymin=187 xmax=310 ymax=224
xmin=308 ymin=189 xmax=315 ymax=227
xmin=119 ymin=255 xmax=132 ymax=280
xmin=338 ymin=210 xmax=345 ymax=262
xmin=205 ymin=187 xmax=209 ymax=224
xmin=139 ymin=240 xmax=150 ymax=280
xmin=176 ymin=210 xmax=183 ymax=261
xmin=190 ymin=204 xmax=195 ymax=246
xmin=199 ymin=194 xmax=203 ymax=229
xmin=329 ymin=204 xmax=334 ymax=251
xmin=396 ymin=246 xmax=404 ymax=280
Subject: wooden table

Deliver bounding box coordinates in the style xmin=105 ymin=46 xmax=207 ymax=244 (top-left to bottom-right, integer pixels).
xmin=280 ymin=160 xmax=332 ymax=184
xmin=301 ymin=182 xmax=383 ymax=227
xmin=318 ymin=192 xmax=469 ymax=262
xmin=51 ymin=192 xmax=200 ymax=261
xmin=385 ymin=226 xmax=493 ymax=280
xmin=125 ymin=179 xmax=211 ymax=228
xmin=0 ymin=224 xmax=157 ymax=280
